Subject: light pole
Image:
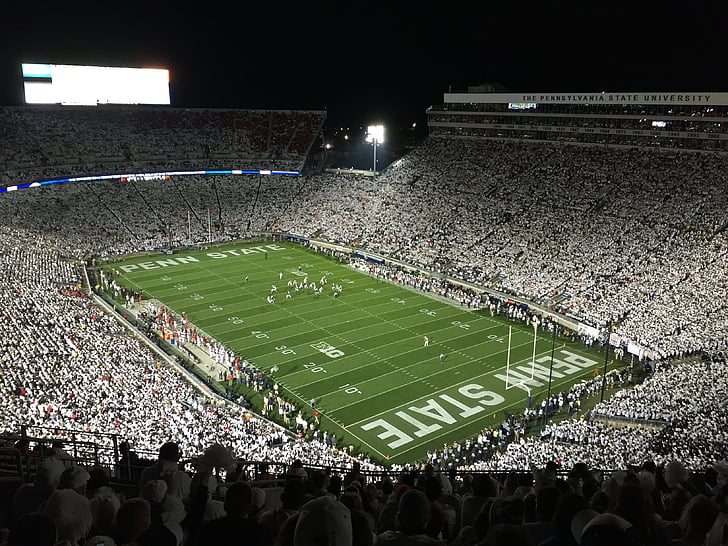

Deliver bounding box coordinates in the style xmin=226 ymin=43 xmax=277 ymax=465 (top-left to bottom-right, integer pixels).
xmin=366 ymin=125 xmax=384 ymax=175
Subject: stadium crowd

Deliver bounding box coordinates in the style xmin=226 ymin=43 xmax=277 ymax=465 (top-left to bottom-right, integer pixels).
xmin=1 ymin=439 xmax=727 ymax=545
xmin=5 ymin=136 xmax=727 ymax=362
xmin=1 ymin=107 xmax=728 ymax=543
xmin=0 ymin=227 xmax=375 ymax=471
xmin=273 ymin=139 xmax=728 ymax=363
xmin=0 ymin=107 xmax=324 ymax=176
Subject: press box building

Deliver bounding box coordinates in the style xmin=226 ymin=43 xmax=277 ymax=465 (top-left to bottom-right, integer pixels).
xmin=427 ymin=89 xmax=728 ymax=152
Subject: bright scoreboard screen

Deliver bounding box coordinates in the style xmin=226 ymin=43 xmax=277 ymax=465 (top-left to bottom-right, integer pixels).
xmin=22 ymin=63 xmax=170 ymax=106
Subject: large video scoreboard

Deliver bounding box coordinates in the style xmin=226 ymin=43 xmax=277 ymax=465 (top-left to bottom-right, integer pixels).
xmin=21 ymin=63 xmax=170 ymax=106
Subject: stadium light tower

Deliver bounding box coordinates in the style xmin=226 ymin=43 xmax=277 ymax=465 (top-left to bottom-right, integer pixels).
xmin=366 ymin=125 xmax=385 ymax=175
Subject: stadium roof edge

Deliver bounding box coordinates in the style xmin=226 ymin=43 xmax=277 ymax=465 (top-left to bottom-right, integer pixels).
xmin=0 ymin=104 xmax=327 ymax=115
xmin=443 ymin=91 xmax=728 ymax=106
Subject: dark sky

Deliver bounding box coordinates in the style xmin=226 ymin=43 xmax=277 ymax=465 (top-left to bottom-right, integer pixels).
xmin=1 ymin=2 xmax=726 ymax=130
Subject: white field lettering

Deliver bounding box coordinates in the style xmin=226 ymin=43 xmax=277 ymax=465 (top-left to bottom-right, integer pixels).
xmin=359 ymin=349 xmax=599 ymax=450
xmin=117 ymin=244 xmax=286 ymax=273
xmin=494 ymin=349 xmax=598 ymax=390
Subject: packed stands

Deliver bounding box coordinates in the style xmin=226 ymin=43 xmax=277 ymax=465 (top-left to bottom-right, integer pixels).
xmin=0 ymin=105 xmax=726 ymax=545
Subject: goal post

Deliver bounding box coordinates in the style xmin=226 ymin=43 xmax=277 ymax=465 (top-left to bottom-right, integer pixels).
xmin=504 ymin=323 xmax=538 ymax=390
xmin=504 ymin=325 xmax=512 ymax=388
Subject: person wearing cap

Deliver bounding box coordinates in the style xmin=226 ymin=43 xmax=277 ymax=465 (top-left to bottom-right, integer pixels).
xmin=579 ymin=513 xmax=644 ymax=546
xmin=539 ymin=492 xmax=589 ymax=546
xmin=43 ymin=488 xmax=92 ymax=546
xmin=481 ymin=495 xmax=526 ymax=546
xmin=345 ymin=461 xmax=365 ymax=488
xmin=51 ymin=440 xmax=75 ymax=469
xmin=521 ymin=485 xmax=561 ymax=546
xmin=249 ymin=487 xmax=266 ymax=521
xmin=377 ymin=488 xmax=444 ymax=545
xmin=570 ymin=508 xmax=600 ymax=545
xmin=11 ymin=457 xmax=65 ymax=520
xmin=309 ymin=470 xmax=335 ymax=499
xmin=88 ymin=491 xmax=121 ymax=540
xmin=138 ymin=441 xmax=191 ymax=501
xmin=137 ymin=480 xmax=179 ymax=546
xmin=613 ymin=482 xmax=670 ymax=545
xmin=293 ymin=495 xmax=353 ymax=546
xmin=114 ymin=497 xmax=152 ymax=546
xmin=673 ymin=494 xmax=720 ymax=546
xmin=59 ymin=466 xmax=91 ymax=496
xmin=379 ymin=484 xmax=411 ymax=534
xmin=460 ymin=474 xmax=498 ymax=529
xmin=197 ymin=481 xmax=272 ymax=546
xmin=340 ymin=490 xmax=376 ymax=546
xmin=118 ymin=441 xmax=142 ymax=481
xmin=287 ymin=459 xmax=308 ymax=480
xmin=258 ymin=478 xmax=307 ymax=545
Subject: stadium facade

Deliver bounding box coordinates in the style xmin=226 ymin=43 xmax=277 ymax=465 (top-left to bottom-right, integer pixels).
xmin=427 ymin=90 xmax=728 ymax=151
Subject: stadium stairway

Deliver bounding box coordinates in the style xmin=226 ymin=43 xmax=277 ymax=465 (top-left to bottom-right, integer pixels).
xmin=182 ymin=342 xmax=230 ymax=383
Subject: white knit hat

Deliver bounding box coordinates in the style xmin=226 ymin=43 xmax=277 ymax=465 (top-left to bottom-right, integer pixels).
xmin=36 ymin=457 xmax=65 ymax=488
xmin=141 ymin=479 xmax=168 ymax=504
xmin=199 ymin=443 xmax=235 ymax=470
xmin=294 ymin=496 xmax=352 ymax=546
xmin=60 ymin=466 xmax=91 ymax=489
xmin=44 ymin=489 xmax=92 ymax=543
xmin=571 ymin=508 xmax=599 ymax=544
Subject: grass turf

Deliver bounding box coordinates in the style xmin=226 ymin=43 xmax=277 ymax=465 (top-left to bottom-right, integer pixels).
xmin=106 ymin=240 xmax=611 ymax=465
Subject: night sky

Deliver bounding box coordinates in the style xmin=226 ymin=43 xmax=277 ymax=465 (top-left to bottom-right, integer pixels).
xmin=1 ymin=2 xmax=726 ymax=131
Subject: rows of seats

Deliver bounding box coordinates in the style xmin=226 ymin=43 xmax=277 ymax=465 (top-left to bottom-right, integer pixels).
xmin=0 ymin=107 xmax=325 ymax=178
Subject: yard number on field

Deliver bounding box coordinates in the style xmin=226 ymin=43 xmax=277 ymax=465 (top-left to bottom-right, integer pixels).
xmin=311 ymin=341 xmax=345 ymax=358
xmin=339 ymin=383 xmax=362 ymax=395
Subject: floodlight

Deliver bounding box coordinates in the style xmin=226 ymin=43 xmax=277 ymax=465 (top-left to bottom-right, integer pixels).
xmin=366 ymin=125 xmax=385 ymax=174
xmin=366 ymin=125 xmax=385 ymax=143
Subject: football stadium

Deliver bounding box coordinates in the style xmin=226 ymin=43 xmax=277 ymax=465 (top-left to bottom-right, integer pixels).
xmin=1 ymin=66 xmax=727 ymax=545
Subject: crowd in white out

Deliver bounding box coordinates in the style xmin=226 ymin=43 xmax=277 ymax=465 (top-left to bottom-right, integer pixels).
xmin=4 ymin=437 xmax=727 ymax=545
xmin=0 ymin=229 xmax=381 ymax=469
xmin=3 ymin=136 xmax=727 ymax=360
xmin=0 ymin=108 xmax=726 ymax=493
xmin=0 ymin=107 xmax=324 ymax=177
xmin=274 ymin=138 xmax=728 ymax=362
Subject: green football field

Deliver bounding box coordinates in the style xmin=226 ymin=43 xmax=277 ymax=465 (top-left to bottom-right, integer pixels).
xmin=106 ymin=240 xmax=608 ymax=465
